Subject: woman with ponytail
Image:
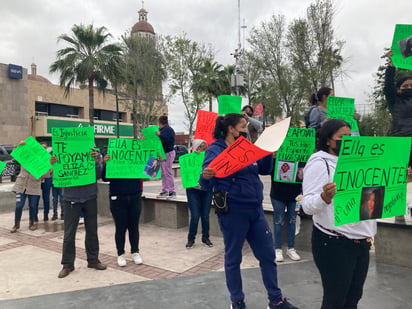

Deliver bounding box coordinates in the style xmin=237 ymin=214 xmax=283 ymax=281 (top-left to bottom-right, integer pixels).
xmin=200 ymin=113 xmax=298 ymax=309
xmin=306 ymin=87 xmax=334 ymax=129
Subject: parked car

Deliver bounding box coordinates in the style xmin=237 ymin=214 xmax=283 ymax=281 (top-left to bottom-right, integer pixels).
xmin=0 ymin=144 xmax=20 ymax=182
xmin=174 ymin=145 xmax=188 ymax=163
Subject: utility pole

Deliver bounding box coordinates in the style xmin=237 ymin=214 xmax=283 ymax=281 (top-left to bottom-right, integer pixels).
xmin=230 ymin=0 xmax=243 ymax=96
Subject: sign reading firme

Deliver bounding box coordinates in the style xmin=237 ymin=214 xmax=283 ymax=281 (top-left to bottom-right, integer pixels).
xmin=8 ymin=64 xmax=23 ymax=79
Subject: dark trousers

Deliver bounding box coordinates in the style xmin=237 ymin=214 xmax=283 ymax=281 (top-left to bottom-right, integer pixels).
xmin=312 ymin=226 xmax=371 ymax=309
xmin=52 ymin=186 xmax=64 ymax=216
xmin=186 ymin=188 xmax=213 ymax=241
xmin=218 ymin=207 xmax=282 ymax=303
xmin=41 ymin=178 xmax=52 ymax=215
xmin=61 ymin=199 xmax=99 ymax=266
xmin=110 ymin=193 xmax=142 ymax=256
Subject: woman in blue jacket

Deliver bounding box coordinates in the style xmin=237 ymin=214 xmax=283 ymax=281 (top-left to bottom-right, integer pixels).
xmin=200 ymin=113 xmax=298 ymax=309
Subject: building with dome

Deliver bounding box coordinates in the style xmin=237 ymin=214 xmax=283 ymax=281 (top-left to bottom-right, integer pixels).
xmin=0 ymin=5 xmax=166 ymax=147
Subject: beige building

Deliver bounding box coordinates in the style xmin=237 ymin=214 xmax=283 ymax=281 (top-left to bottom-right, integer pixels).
xmin=0 ymin=7 xmax=165 ymax=148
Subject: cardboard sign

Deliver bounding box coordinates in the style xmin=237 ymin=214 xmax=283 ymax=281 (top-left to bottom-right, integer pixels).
xmin=10 ymin=136 xmax=52 ymax=179
xmin=106 ymin=138 xmax=163 ymax=179
xmin=218 ymin=95 xmax=242 ymax=115
xmin=141 ymin=125 xmax=166 ymax=160
xmin=179 ymin=152 xmax=205 ymax=188
xmin=327 ymin=96 xmax=359 ymax=135
xmin=391 ymin=24 xmax=412 ymax=70
xmin=52 ymin=127 xmax=96 ymax=187
xmin=194 ymin=110 xmax=218 ymax=146
xmin=274 ymin=128 xmax=315 ymax=183
xmin=333 ymin=136 xmax=411 ymax=226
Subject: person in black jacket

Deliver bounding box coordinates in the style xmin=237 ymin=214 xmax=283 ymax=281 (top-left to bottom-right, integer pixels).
xmin=102 ymin=154 xmax=143 ymax=267
xmin=156 ymin=114 xmax=176 ymax=198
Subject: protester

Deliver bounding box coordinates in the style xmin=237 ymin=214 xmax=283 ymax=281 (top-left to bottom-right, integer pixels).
xmin=185 ymin=139 xmax=213 ymax=249
xmin=55 ymin=148 xmax=106 ymax=278
xmin=156 ymin=114 xmax=176 ymax=198
xmin=200 ymin=113 xmax=298 ymax=309
xmin=41 ymin=146 xmax=53 ymax=221
xmin=271 ymin=155 xmax=302 ymax=262
xmin=302 ymin=119 xmax=376 ymax=309
xmin=10 ymin=141 xmax=50 ymax=232
xmin=51 ymin=183 xmax=64 ymax=220
xmin=306 ymin=87 xmax=334 ymax=129
xmin=241 ymin=105 xmax=263 ymax=143
xmin=385 ymin=50 xmax=412 ymax=165
xmin=102 ymin=154 xmax=143 ymax=267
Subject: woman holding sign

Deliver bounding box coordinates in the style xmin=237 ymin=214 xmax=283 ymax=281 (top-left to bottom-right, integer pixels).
xmin=302 ymin=119 xmax=376 ymax=309
xmin=201 ymin=114 xmax=298 ymax=309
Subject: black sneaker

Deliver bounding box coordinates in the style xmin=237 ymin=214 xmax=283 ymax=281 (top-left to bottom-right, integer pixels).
xmin=168 ymin=191 xmax=176 ymax=198
xmin=44 ymin=214 xmax=49 ymax=221
xmin=157 ymin=191 xmax=168 ymax=198
xmin=231 ymin=300 xmax=247 ymax=309
xmin=268 ymin=298 xmax=299 ymax=309
xmin=202 ymin=238 xmax=213 ymax=247
xmin=60 ymin=214 xmax=64 ymax=220
xmin=51 ymin=214 xmax=58 ymax=221
xmin=186 ymin=239 xmax=195 ymax=249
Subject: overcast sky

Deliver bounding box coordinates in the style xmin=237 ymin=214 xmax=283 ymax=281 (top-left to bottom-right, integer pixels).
xmin=1 ymin=0 xmax=412 ymax=133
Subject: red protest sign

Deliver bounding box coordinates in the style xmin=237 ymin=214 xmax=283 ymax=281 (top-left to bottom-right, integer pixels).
xmin=207 ymin=136 xmax=271 ymax=178
xmin=194 ymin=110 xmax=218 ymax=146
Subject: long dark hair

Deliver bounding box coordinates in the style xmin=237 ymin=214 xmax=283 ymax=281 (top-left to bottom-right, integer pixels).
xmin=213 ymin=113 xmax=245 ymax=139
xmin=317 ymin=119 xmax=350 ymax=152
xmin=309 ymin=87 xmax=333 ymax=105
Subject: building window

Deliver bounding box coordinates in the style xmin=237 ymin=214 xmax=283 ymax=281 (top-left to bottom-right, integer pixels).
xmin=35 ymin=101 xmax=80 ymax=118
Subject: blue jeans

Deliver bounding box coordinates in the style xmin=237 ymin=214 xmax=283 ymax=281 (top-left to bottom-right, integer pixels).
xmin=41 ymin=178 xmax=53 ymax=215
xmin=186 ymin=188 xmax=213 ymax=241
xmin=52 ymin=186 xmax=64 ymax=216
xmin=15 ymin=192 xmax=40 ymax=222
xmin=218 ymin=207 xmax=282 ymax=303
xmin=271 ymin=197 xmax=297 ymax=249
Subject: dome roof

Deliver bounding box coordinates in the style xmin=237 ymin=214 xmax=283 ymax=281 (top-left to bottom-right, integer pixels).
xmin=132 ymin=21 xmax=155 ymax=34
xmin=28 ymin=63 xmax=51 ymax=83
xmin=131 ymin=8 xmax=155 ymax=35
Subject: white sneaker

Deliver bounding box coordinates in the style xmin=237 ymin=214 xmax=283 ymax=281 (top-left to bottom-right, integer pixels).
xmin=131 ymin=252 xmax=143 ymax=265
xmin=287 ymin=248 xmax=301 ymax=261
xmin=117 ymin=254 xmax=127 ymax=267
xmin=275 ymin=249 xmax=284 ymax=262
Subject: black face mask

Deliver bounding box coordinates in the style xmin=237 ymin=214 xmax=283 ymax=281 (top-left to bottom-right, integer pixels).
xmin=400 ymin=89 xmax=412 ymax=97
xmin=235 ymin=131 xmax=248 ymax=140
xmin=246 ymin=112 xmax=253 ymax=117
xmin=332 ymin=139 xmax=342 ymax=156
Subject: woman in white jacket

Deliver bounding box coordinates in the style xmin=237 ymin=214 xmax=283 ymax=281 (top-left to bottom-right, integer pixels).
xmin=302 ymin=119 xmax=376 ymax=309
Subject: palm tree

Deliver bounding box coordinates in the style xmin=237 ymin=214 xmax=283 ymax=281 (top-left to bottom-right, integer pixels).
xmin=195 ymin=59 xmax=223 ymax=112
xmin=50 ymin=24 xmax=122 ymax=126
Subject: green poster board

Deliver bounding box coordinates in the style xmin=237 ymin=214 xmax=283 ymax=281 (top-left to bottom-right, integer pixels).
xmin=391 ymin=24 xmax=412 ymax=70
xmin=106 ymin=138 xmax=164 ymax=179
xmin=52 ymin=126 xmax=96 ymax=187
xmin=333 ymin=136 xmax=411 ymax=226
xmin=179 ymin=152 xmax=205 ymax=188
xmin=218 ymin=95 xmax=242 ymax=115
xmin=274 ymin=128 xmax=316 ymax=183
xmin=0 ymin=161 xmax=6 ymax=175
xmin=10 ymin=136 xmax=52 ymax=179
xmin=327 ymin=96 xmax=360 ymax=135
xmin=141 ymin=125 xmax=166 ymax=160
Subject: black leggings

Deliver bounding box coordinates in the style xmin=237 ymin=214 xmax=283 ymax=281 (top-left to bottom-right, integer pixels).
xmin=312 ymin=226 xmax=371 ymax=309
xmin=110 ymin=194 xmax=142 ymax=256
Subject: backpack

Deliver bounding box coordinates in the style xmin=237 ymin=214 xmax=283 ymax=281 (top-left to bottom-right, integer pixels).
xmin=304 ymin=105 xmax=317 ymax=128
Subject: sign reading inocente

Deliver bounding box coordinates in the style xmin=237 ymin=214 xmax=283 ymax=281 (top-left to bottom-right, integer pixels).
xmin=333 ymin=136 xmax=411 ymax=226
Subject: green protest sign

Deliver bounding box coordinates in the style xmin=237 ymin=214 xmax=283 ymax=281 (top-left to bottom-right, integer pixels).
xmin=274 ymin=128 xmax=315 ymax=183
xmin=391 ymin=24 xmax=412 ymax=70
xmin=179 ymin=152 xmax=205 ymax=188
xmin=0 ymin=161 xmax=6 ymax=175
xmin=141 ymin=125 xmax=166 ymax=160
xmin=52 ymin=126 xmax=96 ymax=187
xmin=106 ymin=138 xmax=163 ymax=179
xmin=218 ymin=95 xmax=242 ymax=115
xmin=333 ymin=136 xmax=411 ymax=226
xmin=327 ymin=96 xmax=359 ymax=135
xmin=10 ymin=136 xmax=52 ymax=179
